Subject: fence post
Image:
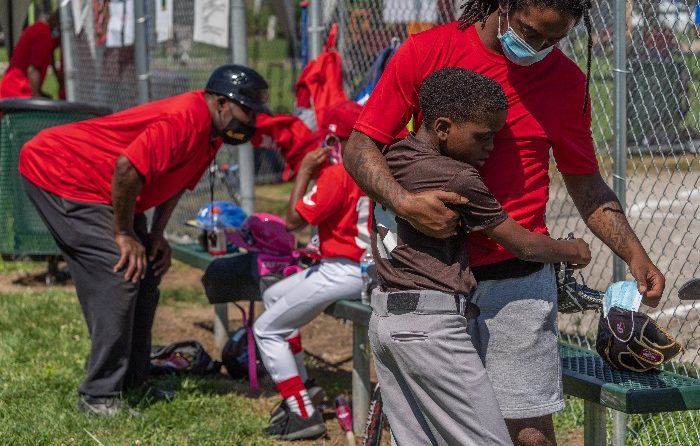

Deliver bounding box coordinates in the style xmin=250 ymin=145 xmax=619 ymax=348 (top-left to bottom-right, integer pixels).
xmin=308 ymin=0 xmax=322 ymax=59
xmin=611 ymin=0 xmax=630 ymax=442
xmin=133 ymin=0 xmax=150 ymax=104
xmin=230 ymin=0 xmax=255 ymax=218
xmin=59 ymin=0 xmax=76 ymax=101
xmin=210 ymin=0 xmax=256 ymax=349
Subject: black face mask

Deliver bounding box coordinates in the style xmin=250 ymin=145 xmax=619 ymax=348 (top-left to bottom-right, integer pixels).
xmin=222 ymin=118 xmax=256 ymax=145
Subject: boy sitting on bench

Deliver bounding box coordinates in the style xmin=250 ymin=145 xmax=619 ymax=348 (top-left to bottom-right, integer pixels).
xmin=254 ymin=100 xmax=369 ymax=441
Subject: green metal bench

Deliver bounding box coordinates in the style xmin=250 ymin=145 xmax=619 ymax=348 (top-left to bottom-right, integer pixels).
xmin=325 ymin=299 xmax=700 ymax=441
xmin=561 ymin=343 xmax=700 ymax=445
xmin=324 ymin=299 xmax=372 ymax=434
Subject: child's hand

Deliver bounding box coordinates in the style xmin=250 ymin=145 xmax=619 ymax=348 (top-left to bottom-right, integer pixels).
xmin=299 ymin=147 xmax=329 ymax=176
xmin=569 ymin=238 xmax=592 ymax=268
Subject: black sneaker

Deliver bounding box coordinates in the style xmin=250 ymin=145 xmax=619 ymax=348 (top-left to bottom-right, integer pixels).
xmin=268 ymin=381 xmax=326 ymax=425
xmin=143 ymin=386 xmax=177 ymax=402
xmin=555 ymin=258 xmax=604 ymax=314
xmin=76 ymin=394 xmax=139 ymax=417
xmin=263 ymin=409 xmax=327 ymax=441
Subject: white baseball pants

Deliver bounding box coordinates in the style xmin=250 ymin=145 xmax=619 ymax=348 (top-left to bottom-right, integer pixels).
xmin=254 ymin=258 xmax=362 ymax=383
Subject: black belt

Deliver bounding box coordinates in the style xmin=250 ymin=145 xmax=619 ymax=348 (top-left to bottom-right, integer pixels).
xmin=386 ymin=291 xmax=481 ymax=319
xmin=472 ymin=257 xmax=544 ymax=282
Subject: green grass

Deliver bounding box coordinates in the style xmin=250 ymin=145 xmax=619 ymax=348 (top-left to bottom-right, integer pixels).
xmin=553 ymin=396 xmax=700 ymax=445
xmin=159 ymin=284 xmax=209 ymax=307
xmin=1 ymin=277 xmax=699 ymax=444
xmin=0 ymin=290 xmax=274 ymax=445
xmin=0 ymin=258 xmax=38 ymax=273
xmin=255 ymin=182 xmax=294 ymax=216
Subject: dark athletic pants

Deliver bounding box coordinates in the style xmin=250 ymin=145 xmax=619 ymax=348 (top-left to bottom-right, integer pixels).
xmin=22 ymin=177 xmax=161 ymax=397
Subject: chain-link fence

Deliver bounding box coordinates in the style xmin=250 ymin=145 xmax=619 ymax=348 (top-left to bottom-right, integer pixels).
xmin=59 ymin=0 xmax=296 ymax=237
xmin=29 ymin=0 xmax=700 ymax=441
xmin=321 ymin=0 xmax=699 ymax=444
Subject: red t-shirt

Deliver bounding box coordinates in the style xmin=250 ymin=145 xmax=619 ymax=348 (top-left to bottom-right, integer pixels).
xmin=295 ymin=165 xmax=370 ymax=262
xmin=355 ymin=22 xmax=599 ymax=267
xmin=0 ymin=21 xmax=58 ymax=98
xmin=19 ymin=91 xmax=222 ymax=213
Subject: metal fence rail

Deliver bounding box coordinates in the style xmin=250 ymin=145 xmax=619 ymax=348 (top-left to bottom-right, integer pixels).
xmin=320 ymin=0 xmax=699 ymax=444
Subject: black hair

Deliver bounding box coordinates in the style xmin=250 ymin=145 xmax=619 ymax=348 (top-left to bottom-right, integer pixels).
xmin=419 ymin=67 xmax=508 ymax=129
xmin=458 ymin=0 xmax=592 ymax=113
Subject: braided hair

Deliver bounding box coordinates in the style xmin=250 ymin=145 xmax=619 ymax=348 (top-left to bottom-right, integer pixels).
xmin=458 ymin=0 xmax=593 ymax=113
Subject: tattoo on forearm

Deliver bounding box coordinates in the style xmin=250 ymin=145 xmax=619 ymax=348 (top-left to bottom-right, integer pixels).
xmin=602 ymin=206 xmax=624 ymax=215
xmin=344 ymin=139 xmax=408 ymax=210
xmin=578 ymin=181 xmax=642 ymax=260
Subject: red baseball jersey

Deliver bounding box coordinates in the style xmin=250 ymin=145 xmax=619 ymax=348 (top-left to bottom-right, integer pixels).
xmin=295 ymin=165 xmax=370 ymax=262
xmin=355 ymin=23 xmax=599 ymax=267
xmin=19 ymin=91 xmax=222 ymax=213
xmin=0 ymin=21 xmax=58 ymax=98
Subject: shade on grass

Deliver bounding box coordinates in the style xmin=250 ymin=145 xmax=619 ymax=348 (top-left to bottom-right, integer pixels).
xmin=0 ymin=290 xmax=274 ymax=445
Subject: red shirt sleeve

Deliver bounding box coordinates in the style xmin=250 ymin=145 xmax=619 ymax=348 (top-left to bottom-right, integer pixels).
xmin=122 ymin=120 xmax=193 ymax=185
xmin=295 ymin=168 xmax=343 ymax=225
xmin=550 ymin=76 xmax=599 ymax=175
xmin=354 ymin=38 xmax=421 ymax=145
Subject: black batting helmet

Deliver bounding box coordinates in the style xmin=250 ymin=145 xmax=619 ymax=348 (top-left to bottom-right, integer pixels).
xmin=205 ymin=64 xmax=271 ymax=114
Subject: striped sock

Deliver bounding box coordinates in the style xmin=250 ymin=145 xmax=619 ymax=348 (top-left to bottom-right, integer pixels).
xmin=276 ymin=375 xmax=315 ymax=418
xmin=287 ymin=334 xmax=308 ymax=382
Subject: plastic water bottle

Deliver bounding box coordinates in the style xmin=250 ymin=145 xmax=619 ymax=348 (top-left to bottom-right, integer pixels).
xmin=207 ymin=207 xmax=227 ymax=256
xmin=360 ymin=247 xmax=374 ymax=305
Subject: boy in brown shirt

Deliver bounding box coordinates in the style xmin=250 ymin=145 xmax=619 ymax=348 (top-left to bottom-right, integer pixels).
xmin=369 ymin=67 xmax=591 ymax=445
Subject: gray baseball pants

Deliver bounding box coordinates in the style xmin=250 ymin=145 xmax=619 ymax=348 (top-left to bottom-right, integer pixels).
xmin=368 ymin=290 xmax=512 ymax=446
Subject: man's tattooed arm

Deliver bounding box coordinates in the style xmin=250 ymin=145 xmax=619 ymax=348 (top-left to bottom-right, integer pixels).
xmin=343 ymin=131 xmax=466 ymax=239
xmin=564 ymin=172 xmax=665 ymax=303
xmin=343 ymin=131 xmax=409 ymax=209
xmin=564 ymin=172 xmax=642 ymax=261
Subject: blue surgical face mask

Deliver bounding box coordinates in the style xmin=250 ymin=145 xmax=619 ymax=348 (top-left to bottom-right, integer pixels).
xmin=497 ymin=12 xmax=553 ymax=66
xmin=603 ymin=281 xmax=643 ymax=317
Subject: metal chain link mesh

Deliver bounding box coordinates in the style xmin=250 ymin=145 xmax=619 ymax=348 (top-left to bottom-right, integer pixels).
xmin=324 ymin=0 xmax=699 ymax=443
xmin=0 ymin=106 xmax=109 ymax=256
xmin=61 ymin=1 xmax=289 ymax=241
xmin=40 ymin=0 xmax=700 ymax=441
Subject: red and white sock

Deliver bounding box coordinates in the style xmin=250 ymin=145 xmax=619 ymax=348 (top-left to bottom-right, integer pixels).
xmin=276 ymin=375 xmax=315 ymax=418
xmin=287 ymin=333 xmax=308 ymax=383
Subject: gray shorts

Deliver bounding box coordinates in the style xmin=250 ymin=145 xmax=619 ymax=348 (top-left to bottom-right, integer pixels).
xmin=467 ymin=264 xmax=562 ymax=419
xmin=369 ymin=290 xmax=512 ymax=446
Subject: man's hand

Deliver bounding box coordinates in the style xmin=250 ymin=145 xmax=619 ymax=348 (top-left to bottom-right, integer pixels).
xmin=149 ymin=234 xmax=172 ymax=277
xmin=569 ymin=238 xmax=592 ymax=268
xmin=114 ymin=232 xmax=147 ymax=283
xmin=629 ymin=256 xmax=665 ymax=308
xmin=299 ymin=147 xmax=328 ymax=177
xmin=396 ymin=190 xmax=468 ymax=239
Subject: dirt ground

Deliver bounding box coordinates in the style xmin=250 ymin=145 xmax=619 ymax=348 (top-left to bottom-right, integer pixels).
xmin=1 ymin=260 xmax=583 ymax=446
xmin=0 ymin=260 xmax=388 ymax=445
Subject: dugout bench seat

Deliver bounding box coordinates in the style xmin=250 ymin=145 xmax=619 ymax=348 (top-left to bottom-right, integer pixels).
xmin=325 ymin=299 xmax=700 ymax=441
xmin=171 ymin=243 xmax=259 ymax=347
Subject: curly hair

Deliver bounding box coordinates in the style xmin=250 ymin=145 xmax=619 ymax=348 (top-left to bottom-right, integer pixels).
xmin=418 ymin=67 xmax=508 ymax=128
xmin=458 ymin=0 xmax=592 ymax=113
